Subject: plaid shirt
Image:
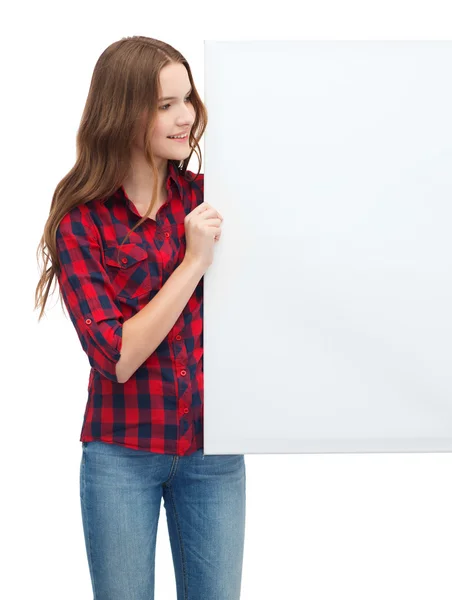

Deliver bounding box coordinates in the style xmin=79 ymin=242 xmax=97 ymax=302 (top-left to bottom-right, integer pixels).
xmin=55 ymin=160 xmax=205 ymax=455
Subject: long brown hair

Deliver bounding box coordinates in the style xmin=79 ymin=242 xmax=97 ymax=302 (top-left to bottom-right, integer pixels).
xmin=34 ymin=35 xmax=207 ymax=322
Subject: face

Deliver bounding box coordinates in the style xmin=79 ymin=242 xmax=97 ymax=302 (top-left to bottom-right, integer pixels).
xmin=135 ymin=63 xmax=196 ymax=163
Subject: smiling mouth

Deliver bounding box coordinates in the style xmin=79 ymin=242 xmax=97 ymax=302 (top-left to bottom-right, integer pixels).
xmin=167 ymin=133 xmax=189 ymax=139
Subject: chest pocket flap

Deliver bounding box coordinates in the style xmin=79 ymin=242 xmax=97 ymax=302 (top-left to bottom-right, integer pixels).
xmin=103 ymin=243 xmax=151 ymax=298
xmin=104 ymin=243 xmax=148 ymax=268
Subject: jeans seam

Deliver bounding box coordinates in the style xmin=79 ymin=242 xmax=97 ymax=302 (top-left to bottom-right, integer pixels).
xmin=81 ymin=450 xmax=98 ymax=599
xmin=168 ymin=484 xmax=189 ymax=600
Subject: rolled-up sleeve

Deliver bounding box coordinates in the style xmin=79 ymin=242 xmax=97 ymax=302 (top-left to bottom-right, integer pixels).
xmin=55 ymin=209 xmax=124 ymax=382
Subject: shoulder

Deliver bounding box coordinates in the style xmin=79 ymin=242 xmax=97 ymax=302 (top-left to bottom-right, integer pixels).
xmin=184 ymin=168 xmax=204 ymax=191
xmin=184 ymin=169 xmax=204 ymax=210
xmin=57 ymin=202 xmax=99 ymax=242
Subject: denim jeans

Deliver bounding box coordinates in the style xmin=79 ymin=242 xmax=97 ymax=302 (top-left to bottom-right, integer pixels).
xmin=80 ymin=441 xmax=246 ymax=599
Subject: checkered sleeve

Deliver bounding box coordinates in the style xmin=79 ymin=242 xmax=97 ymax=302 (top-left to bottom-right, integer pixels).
xmin=55 ymin=208 xmax=124 ymax=383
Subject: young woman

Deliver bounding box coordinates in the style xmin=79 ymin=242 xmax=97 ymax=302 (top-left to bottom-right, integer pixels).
xmin=34 ymin=35 xmax=246 ymax=600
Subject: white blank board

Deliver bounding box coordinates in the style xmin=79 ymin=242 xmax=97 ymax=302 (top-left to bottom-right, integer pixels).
xmin=202 ymin=40 xmax=452 ymax=455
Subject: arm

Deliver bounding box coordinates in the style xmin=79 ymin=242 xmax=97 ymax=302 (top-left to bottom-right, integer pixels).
xmin=116 ymin=257 xmax=205 ymax=383
xmin=55 ymin=210 xmax=125 ymax=382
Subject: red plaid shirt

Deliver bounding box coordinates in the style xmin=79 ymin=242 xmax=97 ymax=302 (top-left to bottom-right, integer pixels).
xmin=55 ymin=160 xmax=205 ymax=455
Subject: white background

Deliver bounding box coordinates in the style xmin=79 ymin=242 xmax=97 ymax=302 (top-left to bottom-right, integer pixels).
xmin=3 ymin=1 xmax=452 ymax=598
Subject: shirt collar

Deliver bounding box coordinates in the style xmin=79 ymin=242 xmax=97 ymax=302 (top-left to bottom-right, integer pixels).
xmin=167 ymin=159 xmax=184 ymax=197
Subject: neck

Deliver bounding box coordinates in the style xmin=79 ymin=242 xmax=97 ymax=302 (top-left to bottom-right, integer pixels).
xmin=123 ymin=153 xmax=169 ymax=200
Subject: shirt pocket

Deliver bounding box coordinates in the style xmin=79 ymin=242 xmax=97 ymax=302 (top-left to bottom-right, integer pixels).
xmin=103 ymin=243 xmax=152 ymax=298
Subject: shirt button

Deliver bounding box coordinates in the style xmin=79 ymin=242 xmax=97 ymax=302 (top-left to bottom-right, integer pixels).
xmin=121 ymin=257 xmax=128 ymax=264
xmin=165 ymin=232 xmax=170 ymax=238
xmin=184 ymin=407 xmax=189 ymax=414
xmin=180 ymin=369 xmax=187 ymax=376
xmin=176 ymin=335 xmax=182 ymax=340
xmin=85 ymin=318 xmax=92 ymax=325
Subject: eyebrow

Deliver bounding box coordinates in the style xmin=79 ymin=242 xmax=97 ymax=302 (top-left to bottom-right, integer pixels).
xmin=158 ymin=87 xmax=192 ymax=102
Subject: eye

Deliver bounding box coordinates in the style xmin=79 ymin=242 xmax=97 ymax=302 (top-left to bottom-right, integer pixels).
xmin=160 ymin=95 xmax=192 ymax=111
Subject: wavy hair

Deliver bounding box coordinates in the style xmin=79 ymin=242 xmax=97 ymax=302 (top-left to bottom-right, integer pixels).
xmin=34 ymin=35 xmax=207 ymax=322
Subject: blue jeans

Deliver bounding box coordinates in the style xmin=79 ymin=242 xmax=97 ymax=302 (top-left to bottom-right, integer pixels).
xmin=80 ymin=441 xmax=246 ymax=599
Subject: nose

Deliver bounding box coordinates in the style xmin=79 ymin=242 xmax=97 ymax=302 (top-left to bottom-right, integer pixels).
xmin=179 ymin=105 xmax=195 ymax=122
